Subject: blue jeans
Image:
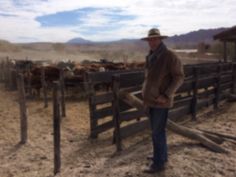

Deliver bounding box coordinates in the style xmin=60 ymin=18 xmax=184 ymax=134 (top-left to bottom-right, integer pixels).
xmin=149 ymin=107 xmax=169 ymax=167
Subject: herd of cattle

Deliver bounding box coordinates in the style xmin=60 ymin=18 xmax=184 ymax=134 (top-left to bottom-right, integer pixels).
xmin=3 ymin=59 xmax=145 ymax=95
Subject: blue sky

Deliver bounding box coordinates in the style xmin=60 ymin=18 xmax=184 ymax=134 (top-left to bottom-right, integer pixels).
xmin=0 ymin=0 xmax=235 ymax=42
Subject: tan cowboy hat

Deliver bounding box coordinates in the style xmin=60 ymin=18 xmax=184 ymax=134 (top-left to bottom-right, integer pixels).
xmin=141 ymin=28 xmax=168 ymax=40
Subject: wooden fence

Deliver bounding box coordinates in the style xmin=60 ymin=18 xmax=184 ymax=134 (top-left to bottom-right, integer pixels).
xmin=0 ymin=59 xmax=63 ymax=174
xmin=1 ymin=59 xmax=236 ymax=173
xmin=85 ymin=69 xmax=142 ymax=138
xmin=86 ymin=62 xmax=236 ymax=150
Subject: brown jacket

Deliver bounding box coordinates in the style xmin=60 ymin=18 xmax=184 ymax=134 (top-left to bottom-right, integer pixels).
xmin=142 ymin=47 xmax=184 ymax=108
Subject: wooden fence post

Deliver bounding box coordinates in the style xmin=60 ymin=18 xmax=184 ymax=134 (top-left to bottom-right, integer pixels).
xmin=53 ymin=81 xmax=61 ymax=175
xmin=26 ymin=66 xmax=32 ymax=97
xmin=112 ymin=75 xmax=122 ymax=151
xmin=8 ymin=68 xmax=13 ymax=90
xmin=0 ymin=60 xmax=4 ymax=82
xmin=223 ymin=42 xmax=227 ymax=62
xmin=232 ymin=63 xmax=236 ymax=94
xmin=41 ymin=68 xmax=48 ymax=108
xmin=60 ymin=69 xmax=66 ymax=117
xmin=18 ymin=74 xmax=28 ymax=144
xmin=86 ymin=74 xmax=98 ymax=139
xmin=5 ymin=57 xmax=10 ymax=89
xmin=9 ymin=69 xmax=17 ymax=91
xmin=2 ymin=60 xmax=6 ymax=84
xmin=214 ymin=64 xmax=222 ymax=109
xmin=191 ymin=67 xmax=199 ymax=121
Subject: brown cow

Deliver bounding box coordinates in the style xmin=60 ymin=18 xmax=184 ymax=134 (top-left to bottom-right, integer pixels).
xmin=23 ymin=65 xmax=60 ymax=97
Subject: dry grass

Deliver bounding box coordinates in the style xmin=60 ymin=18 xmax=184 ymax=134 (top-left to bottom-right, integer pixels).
xmin=0 ymin=40 xmax=219 ymax=64
xmin=0 ymin=82 xmax=236 ymax=177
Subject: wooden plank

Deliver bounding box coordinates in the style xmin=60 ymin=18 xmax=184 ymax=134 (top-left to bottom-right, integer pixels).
xmin=198 ymin=65 xmax=218 ymax=75
xmin=8 ymin=69 xmax=15 ymax=90
xmin=91 ymin=92 xmax=113 ymax=105
xmin=86 ymin=71 xmax=114 ymax=83
xmin=92 ymin=120 xmax=114 ymax=135
xmin=221 ymin=62 xmax=232 ymax=71
xmin=183 ymin=65 xmax=194 ymax=77
xmin=41 ymin=68 xmax=48 ymax=108
xmin=120 ymin=110 xmax=145 ymax=122
xmin=112 ymin=75 xmax=122 ymax=151
xmin=0 ymin=61 xmax=3 ymax=82
xmin=119 ymin=85 xmax=143 ymax=94
xmin=0 ymin=60 xmax=5 ymax=82
xmin=197 ymin=96 xmax=215 ymax=110
xmin=214 ymin=65 xmax=222 ymax=109
xmin=184 ymin=75 xmax=194 ymax=81
xmin=220 ymin=82 xmax=233 ymax=91
xmin=87 ymin=80 xmax=98 ymax=138
xmin=5 ymin=58 xmax=10 ymax=89
xmin=232 ymin=63 xmax=236 ymax=94
xmin=220 ymin=74 xmax=232 ymax=84
xmin=186 ymin=63 xmax=232 ymax=76
xmin=220 ymin=91 xmax=230 ymax=101
xmin=118 ymin=71 xmax=144 ymax=88
xmin=221 ymin=70 xmax=232 ymax=76
xmin=10 ymin=69 xmax=17 ymax=90
xmin=93 ymin=106 xmax=113 ymax=120
xmin=223 ymin=42 xmax=227 ymax=62
xmin=119 ymin=99 xmax=134 ymax=112
xmin=26 ymin=66 xmax=32 ymax=96
xmin=191 ymin=67 xmax=199 ymax=120
xmin=173 ymin=96 xmax=192 ymax=108
xmin=18 ymin=74 xmax=28 ymax=144
xmin=169 ymin=104 xmax=191 ymax=122
xmin=86 ymin=69 xmax=142 ymax=83
xmin=176 ymin=80 xmax=193 ymax=93
xmin=59 ymin=69 xmax=66 ymax=117
xmin=198 ymin=76 xmax=217 ymax=89
xmin=53 ymin=82 xmax=61 ymax=175
xmin=198 ymin=89 xmax=215 ymax=98
xmin=120 ymin=119 xmax=150 ymax=140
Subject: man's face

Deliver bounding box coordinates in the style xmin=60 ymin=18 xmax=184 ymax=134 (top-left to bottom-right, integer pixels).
xmin=147 ymin=37 xmax=161 ymax=51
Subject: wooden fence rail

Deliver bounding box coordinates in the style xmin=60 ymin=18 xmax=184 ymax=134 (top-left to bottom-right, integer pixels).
xmin=112 ymin=62 xmax=235 ymax=151
xmin=86 ymin=69 xmax=142 ymax=138
xmin=86 ymin=62 xmax=236 ymax=151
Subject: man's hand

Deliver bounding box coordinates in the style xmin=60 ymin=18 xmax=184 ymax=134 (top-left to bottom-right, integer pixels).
xmin=155 ymin=95 xmax=168 ymax=104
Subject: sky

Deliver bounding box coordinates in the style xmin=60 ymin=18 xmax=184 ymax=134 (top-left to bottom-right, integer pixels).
xmin=0 ymin=0 xmax=235 ymax=43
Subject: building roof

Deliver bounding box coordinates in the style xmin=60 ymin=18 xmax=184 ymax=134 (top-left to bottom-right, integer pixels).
xmin=213 ymin=26 xmax=236 ymax=42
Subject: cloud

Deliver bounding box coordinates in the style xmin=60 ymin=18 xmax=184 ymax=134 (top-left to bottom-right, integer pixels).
xmin=36 ymin=7 xmax=136 ymax=28
xmin=0 ymin=0 xmax=235 ymax=42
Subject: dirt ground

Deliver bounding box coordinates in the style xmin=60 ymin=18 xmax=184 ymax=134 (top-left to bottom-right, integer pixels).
xmin=0 ymin=83 xmax=236 ymax=177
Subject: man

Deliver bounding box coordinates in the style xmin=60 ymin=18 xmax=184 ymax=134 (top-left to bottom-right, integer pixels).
xmin=141 ymin=28 xmax=184 ymax=173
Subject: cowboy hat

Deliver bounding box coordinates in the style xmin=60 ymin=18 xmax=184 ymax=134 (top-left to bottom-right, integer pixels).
xmin=141 ymin=28 xmax=168 ymax=40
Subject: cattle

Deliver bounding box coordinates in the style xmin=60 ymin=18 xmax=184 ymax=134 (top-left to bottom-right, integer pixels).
xmin=57 ymin=60 xmax=75 ymax=70
xmin=22 ymin=65 xmax=60 ymax=96
xmin=126 ymin=61 xmax=145 ymax=69
xmin=11 ymin=60 xmax=34 ymax=71
xmin=18 ymin=59 xmax=146 ymax=97
xmin=103 ymin=62 xmax=127 ymax=71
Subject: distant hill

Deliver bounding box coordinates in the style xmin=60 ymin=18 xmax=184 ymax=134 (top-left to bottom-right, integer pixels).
xmin=0 ymin=27 xmax=229 ymax=54
xmin=165 ymin=28 xmax=227 ymax=48
xmin=0 ymin=39 xmax=21 ymax=52
xmin=67 ymin=37 xmax=93 ymax=44
xmin=67 ymin=27 xmax=228 ymax=48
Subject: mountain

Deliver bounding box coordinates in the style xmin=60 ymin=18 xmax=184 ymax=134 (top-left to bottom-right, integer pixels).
xmin=67 ymin=27 xmax=228 ymax=48
xmin=67 ymin=37 xmax=93 ymax=44
xmin=165 ymin=28 xmax=227 ymax=48
xmin=0 ymin=39 xmax=21 ymax=52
